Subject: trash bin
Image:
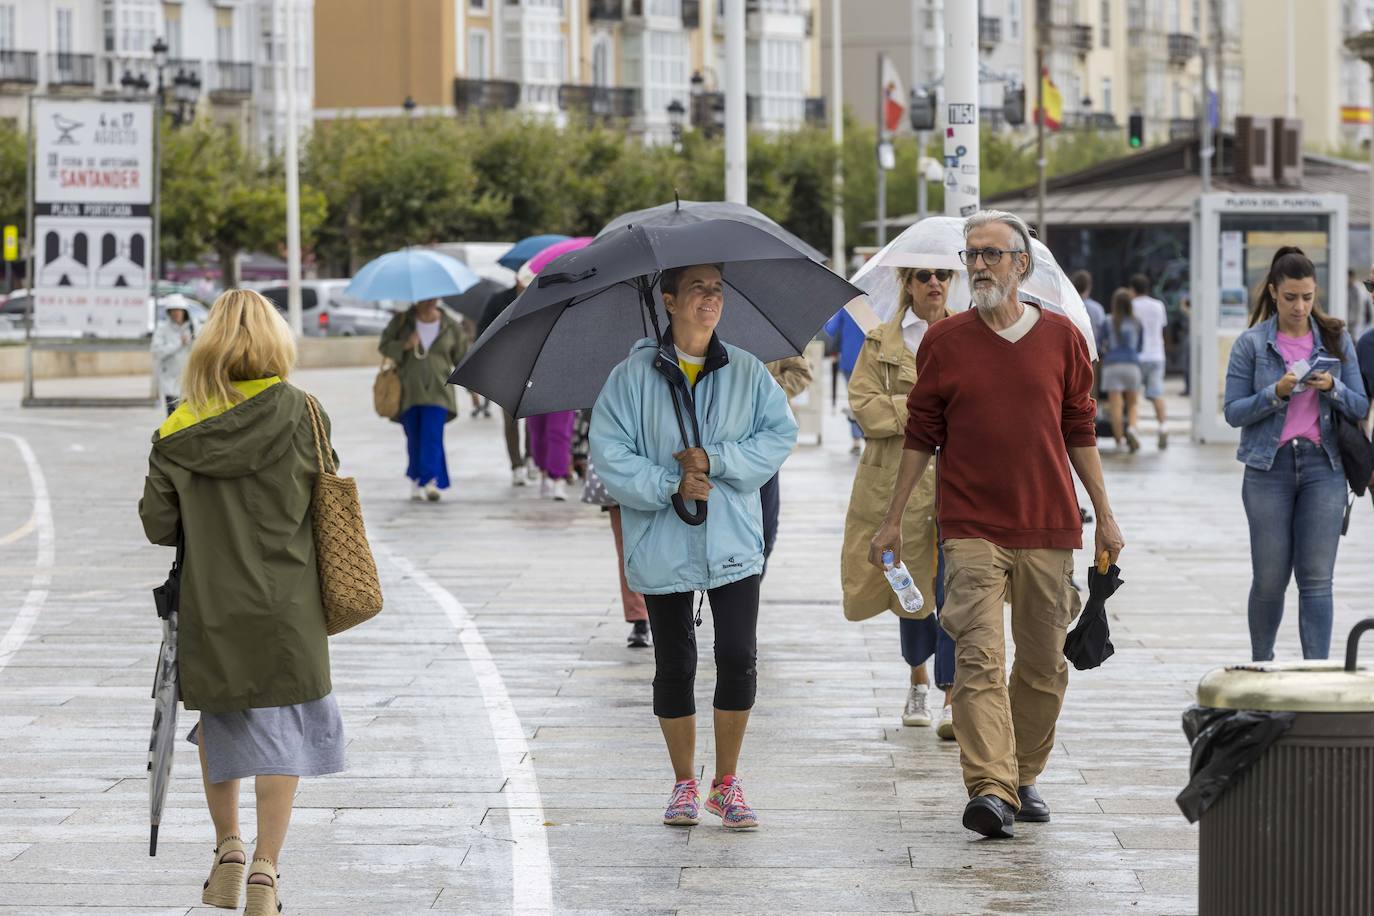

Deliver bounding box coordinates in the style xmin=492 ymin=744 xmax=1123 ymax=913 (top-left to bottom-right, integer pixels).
xmin=1190 ymin=619 xmax=1374 ymax=916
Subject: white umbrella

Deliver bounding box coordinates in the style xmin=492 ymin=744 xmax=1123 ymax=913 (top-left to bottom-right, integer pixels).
xmin=848 ymin=216 xmax=1097 ymax=361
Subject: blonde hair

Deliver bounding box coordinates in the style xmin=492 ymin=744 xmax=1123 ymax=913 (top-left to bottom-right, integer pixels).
xmin=180 ymin=289 xmax=296 ymax=413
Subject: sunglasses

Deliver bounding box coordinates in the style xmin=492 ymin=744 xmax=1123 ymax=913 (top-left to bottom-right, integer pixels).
xmin=912 ymin=269 xmax=953 ymax=283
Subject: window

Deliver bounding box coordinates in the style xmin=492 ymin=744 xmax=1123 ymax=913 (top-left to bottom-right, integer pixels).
xmin=1101 ymin=76 xmax=1112 ymax=116
xmin=647 ymin=0 xmax=680 ymax=16
xmin=164 ymin=3 xmax=182 ymax=58
xmin=644 ymin=28 xmax=687 ymax=120
xmin=1008 ymin=0 xmax=1020 ymax=39
xmin=1170 ymin=0 xmax=1181 ymax=32
xmin=216 ymin=7 xmax=233 ymax=61
xmin=470 ymin=0 xmax=488 ymax=11
xmin=592 ymin=35 xmax=610 ymax=86
xmin=1192 ymin=0 xmax=1201 ymax=35
xmin=0 ymin=5 xmax=15 ymax=51
xmin=103 ymin=3 xmax=115 ymax=52
xmin=1100 ymin=0 xmax=1110 ymax=46
xmin=760 ymin=36 xmax=803 ymax=126
xmin=56 ymin=8 xmax=74 ymax=54
xmin=468 ymin=29 xmax=489 ymax=79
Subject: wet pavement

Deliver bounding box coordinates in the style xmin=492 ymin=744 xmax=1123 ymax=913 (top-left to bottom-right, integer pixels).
xmin=1 ymin=367 xmax=1371 ymax=915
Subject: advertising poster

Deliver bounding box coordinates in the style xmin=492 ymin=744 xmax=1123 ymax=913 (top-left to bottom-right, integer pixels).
xmin=31 ymin=98 xmax=154 ymax=337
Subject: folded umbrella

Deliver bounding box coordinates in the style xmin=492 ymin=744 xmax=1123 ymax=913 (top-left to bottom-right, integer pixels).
xmin=849 ymin=215 xmax=1098 ymax=361
xmin=450 ymin=219 xmax=864 ymax=524
xmin=1063 ymin=554 xmax=1122 ymax=670
xmin=443 ymin=277 xmax=507 ymax=322
xmin=498 ymin=234 xmax=572 ymax=271
xmin=147 ymin=533 xmax=184 ymax=856
xmin=598 ymin=198 xmax=826 ymax=262
xmin=345 ymin=249 xmax=482 ymax=303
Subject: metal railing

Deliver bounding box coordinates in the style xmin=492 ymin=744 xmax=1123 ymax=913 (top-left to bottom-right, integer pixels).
xmin=1168 ymin=33 xmax=1198 ymax=64
xmin=0 ymin=50 xmax=38 ymax=84
xmin=979 ymin=16 xmax=1002 ymax=49
xmin=50 ymin=52 xmax=96 ymax=87
xmin=588 ymin=0 xmax=623 ymax=18
xmin=454 ymin=77 xmax=520 ymax=111
xmin=559 ymin=84 xmax=639 ymax=119
xmin=211 ymin=60 xmax=253 ymax=96
xmin=1068 ymin=23 xmax=1093 ymax=53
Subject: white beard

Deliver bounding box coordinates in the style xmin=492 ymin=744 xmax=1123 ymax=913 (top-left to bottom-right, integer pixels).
xmin=970 ymin=275 xmax=1007 ymax=312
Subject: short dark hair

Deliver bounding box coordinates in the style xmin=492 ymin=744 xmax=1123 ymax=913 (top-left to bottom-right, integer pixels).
xmin=1129 ymin=273 xmax=1150 ymax=294
xmin=1070 ymin=270 xmax=1091 ymax=296
xmin=661 ymin=263 xmax=724 ymax=297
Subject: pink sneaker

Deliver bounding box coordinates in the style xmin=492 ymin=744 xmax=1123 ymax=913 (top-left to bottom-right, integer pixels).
xmin=662 ymin=778 xmax=700 ymax=826
xmin=705 ymin=775 xmax=758 ymax=829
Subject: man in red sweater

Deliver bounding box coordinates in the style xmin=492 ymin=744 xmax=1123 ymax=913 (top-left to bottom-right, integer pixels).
xmin=869 ymin=209 xmax=1124 ymax=839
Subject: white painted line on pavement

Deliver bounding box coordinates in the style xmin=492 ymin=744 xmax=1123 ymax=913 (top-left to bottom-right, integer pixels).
xmin=0 ymin=515 xmax=35 ymax=546
xmin=0 ymin=434 xmax=54 ymax=674
xmin=375 ymin=544 xmax=554 ymax=914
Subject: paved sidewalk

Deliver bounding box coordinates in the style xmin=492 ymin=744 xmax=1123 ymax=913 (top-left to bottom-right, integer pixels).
xmin=0 ymin=368 xmax=1371 ymax=915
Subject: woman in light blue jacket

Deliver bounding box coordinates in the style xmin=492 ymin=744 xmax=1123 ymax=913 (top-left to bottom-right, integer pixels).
xmin=590 ymin=263 xmax=797 ymax=832
xmin=1224 ymin=246 xmax=1369 ymax=661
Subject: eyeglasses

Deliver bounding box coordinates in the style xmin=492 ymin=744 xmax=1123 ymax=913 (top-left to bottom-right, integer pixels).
xmin=912 ymin=269 xmax=953 ymax=284
xmin=958 ymin=247 xmax=1025 ymax=267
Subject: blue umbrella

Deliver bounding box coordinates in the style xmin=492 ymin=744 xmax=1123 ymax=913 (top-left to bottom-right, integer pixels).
xmin=497 ymin=234 xmax=571 ymax=271
xmin=345 ymin=249 xmax=482 ymax=302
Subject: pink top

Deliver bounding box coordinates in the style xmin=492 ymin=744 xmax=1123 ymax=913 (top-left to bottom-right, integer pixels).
xmin=1275 ymin=330 xmax=1321 ymax=446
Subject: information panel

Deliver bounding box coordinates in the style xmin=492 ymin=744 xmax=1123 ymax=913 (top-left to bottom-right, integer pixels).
xmin=30 ymin=98 xmax=154 ymax=337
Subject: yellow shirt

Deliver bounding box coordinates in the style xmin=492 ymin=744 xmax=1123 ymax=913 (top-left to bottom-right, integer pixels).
xmin=159 ymin=377 xmax=283 ymax=439
xmin=678 ymin=354 xmax=706 ymax=388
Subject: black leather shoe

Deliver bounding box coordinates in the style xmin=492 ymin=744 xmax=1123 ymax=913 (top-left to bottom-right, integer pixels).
xmin=1016 ymin=785 xmax=1050 ymax=822
xmin=962 ymin=795 xmax=1015 ymax=838
xmin=627 ymin=621 xmax=651 ymax=648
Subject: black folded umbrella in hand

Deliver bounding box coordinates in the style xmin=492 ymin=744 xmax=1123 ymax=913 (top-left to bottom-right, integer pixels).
xmin=1064 ymin=557 xmax=1123 ymax=670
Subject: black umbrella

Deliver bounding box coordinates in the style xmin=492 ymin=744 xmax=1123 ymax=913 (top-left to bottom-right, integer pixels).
xmin=1063 ymin=558 xmax=1122 ymax=670
xmin=598 ymin=198 xmax=827 ymax=263
xmin=450 ymin=219 xmax=863 ymax=524
xmin=443 ymin=277 xmax=506 ymax=322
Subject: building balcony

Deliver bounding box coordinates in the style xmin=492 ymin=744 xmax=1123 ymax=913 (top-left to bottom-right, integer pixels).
xmin=690 ymin=91 xmax=762 ymax=134
xmin=1168 ymin=33 xmax=1199 ymax=65
xmin=0 ymin=50 xmax=38 ymax=87
xmin=210 ymin=60 xmax=253 ymax=101
xmin=588 ymin=0 xmax=623 ymax=19
xmin=1168 ymin=116 xmax=1197 ymax=140
xmin=682 ymin=0 xmax=700 ymax=28
xmin=50 ymin=53 xmax=96 ymax=88
xmin=1067 ymin=23 xmax=1093 ymax=54
xmin=1065 ymin=111 xmax=1118 ymax=130
xmin=454 ymin=77 xmax=520 ymax=112
xmin=979 ymin=16 xmax=1002 ymax=50
xmin=559 ymin=84 xmax=639 ymax=120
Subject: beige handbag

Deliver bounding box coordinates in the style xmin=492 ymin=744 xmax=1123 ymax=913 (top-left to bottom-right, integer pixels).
xmin=373 ymin=358 xmax=402 ymax=419
xmin=304 ymin=395 xmax=383 ymax=635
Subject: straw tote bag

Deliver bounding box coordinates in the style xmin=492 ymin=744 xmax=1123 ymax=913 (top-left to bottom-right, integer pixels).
xmin=373 ymin=358 xmax=402 ymax=419
xmin=304 ymin=395 xmax=383 ymax=635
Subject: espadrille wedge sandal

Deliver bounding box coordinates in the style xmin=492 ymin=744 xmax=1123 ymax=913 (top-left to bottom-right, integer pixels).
xmin=244 ymin=858 xmax=283 ymax=916
xmin=200 ymin=836 xmax=246 ymax=909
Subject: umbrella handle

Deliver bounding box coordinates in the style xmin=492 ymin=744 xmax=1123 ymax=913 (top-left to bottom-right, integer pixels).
xmin=672 ymin=493 xmax=708 ymax=526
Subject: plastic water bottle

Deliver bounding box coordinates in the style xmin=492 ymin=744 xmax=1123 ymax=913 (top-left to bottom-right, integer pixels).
xmin=882 ymin=550 xmax=925 ymax=614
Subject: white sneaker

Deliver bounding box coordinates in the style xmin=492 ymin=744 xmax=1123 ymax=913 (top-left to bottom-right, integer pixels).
xmin=539 ymin=476 xmax=553 ymax=498
xmin=902 ymin=684 xmax=932 ymax=727
xmin=936 ymin=703 xmax=955 ymax=740
xmin=425 ymin=482 xmax=441 ymax=502
xmin=411 ymin=483 xmax=424 ymax=501
xmin=511 ymin=469 xmax=527 ymax=487
xmin=526 ymin=458 xmax=539 ymax=481
xmin=551 ymin=479 xmax=568 ymax=501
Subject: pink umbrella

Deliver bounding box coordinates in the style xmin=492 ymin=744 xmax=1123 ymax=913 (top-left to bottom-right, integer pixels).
xmin=525 ymin=236 xmax=594 ymax=276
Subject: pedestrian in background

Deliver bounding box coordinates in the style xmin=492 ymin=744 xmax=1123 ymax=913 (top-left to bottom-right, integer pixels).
xmin=841 ymin=264 xmax=956 ymax=739
xmin=478 ymin=270 xmax=531 ymax=486
xmin=825 ymin=308 xmax=867 ymax=455
xmin=591 ymin=263 xmax=797 ymax=832
xmin=760 ymin=355 xmax=811 ymax=574
xmin=1130 ymin=274 xmax=1170 ymax=448
xmin=1101 ymin=287 xmax=1145 ymax=453
xmin=870 ymin=210 xmax=1123 ymax=839
xmin=139 ymin=289 xmax=344 ymax=916
xmin=583 ymin=461 xmax=652 ymax=648
xmin=1348 ymin=269 xmax=1373 ymax=340
xmin=528 ymin=408 xmax=577 ymax=501
xmin=1071 ymin=270 xmax=1108 ymax=357
xmin=1224 ymin=246 xmax=1369 ymax=661
xmin=378 ymin=297 xmax=471 ymax=502
xmin=152 ymin=303 xmax=196 ymax=415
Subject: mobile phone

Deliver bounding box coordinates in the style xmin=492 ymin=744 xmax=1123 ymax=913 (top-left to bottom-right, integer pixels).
xmin=1301 ymin=356 xmax=1341 ymax=382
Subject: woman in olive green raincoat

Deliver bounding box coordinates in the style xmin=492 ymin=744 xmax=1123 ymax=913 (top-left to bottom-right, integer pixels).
xmin=840 ymin=266 xmax=957 ymax=737
xmin=379 ymin=299 xmax=470 ymax=502
xmin=139 ymin=289 xmax=341 ymax=916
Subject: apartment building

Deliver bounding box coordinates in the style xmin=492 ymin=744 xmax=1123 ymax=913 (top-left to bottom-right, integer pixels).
xmin=313 ymin=0 xmax=825 ymax=140
xmin=0 ymin=1 xmax=312 ymax=153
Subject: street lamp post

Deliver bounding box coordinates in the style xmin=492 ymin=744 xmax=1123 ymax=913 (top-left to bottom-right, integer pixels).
xmin=152 ymin=37 xmax=167 ymax=290
xmin=667 ymin=98 xmax=686 ymax=151
xmin=1345 ymin=31 xmax=1374 ymax=272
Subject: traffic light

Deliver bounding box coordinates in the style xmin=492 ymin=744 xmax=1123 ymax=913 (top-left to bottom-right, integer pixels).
xmin=909 ymin=87 xmax=936 ymax=132
xmin=1003 ymin=87 xmax=1025 ymax=126
xmin=1128 ymin=113 xmax=1145 ymax=148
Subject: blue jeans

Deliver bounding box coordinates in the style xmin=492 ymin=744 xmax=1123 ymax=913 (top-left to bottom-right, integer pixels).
xmin=1242 ymin=438 xmax=1347 ymax=661
xmin=401 ymin=405 xmax=450 ymax=489
xmin=899 ymin=542 xmax=955 ymax=688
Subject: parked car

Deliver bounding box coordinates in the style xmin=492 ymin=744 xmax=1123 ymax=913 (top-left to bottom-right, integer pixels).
xmin=256 ymin=280 xmax=400 ymax=337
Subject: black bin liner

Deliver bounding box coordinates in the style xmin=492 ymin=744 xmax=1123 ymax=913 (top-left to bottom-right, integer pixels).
xmin=1176 ymin=705 xmax=1296 ymax=823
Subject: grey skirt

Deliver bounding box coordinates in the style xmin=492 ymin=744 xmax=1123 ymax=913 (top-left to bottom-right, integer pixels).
xmin=187 ymin=693 xmax=346 ymax=784
xmin=1101 ymin=362 xmax=1144 ymax=393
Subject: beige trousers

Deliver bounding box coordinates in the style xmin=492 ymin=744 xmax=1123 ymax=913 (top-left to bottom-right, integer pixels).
xmin=939 ymin=538 xmax=1082 ymax=809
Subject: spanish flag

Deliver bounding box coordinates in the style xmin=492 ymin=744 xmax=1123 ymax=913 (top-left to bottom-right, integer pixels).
xmin=1035 ymin=68 xmax=1063 ymax=131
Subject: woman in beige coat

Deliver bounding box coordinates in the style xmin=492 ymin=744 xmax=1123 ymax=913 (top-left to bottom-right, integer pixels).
xmin=840 ymin=266 xmax=956 ymax=738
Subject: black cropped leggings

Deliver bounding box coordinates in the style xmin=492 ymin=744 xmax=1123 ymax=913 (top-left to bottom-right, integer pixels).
xmin=644 ymin=575 xmax=760 ymax=719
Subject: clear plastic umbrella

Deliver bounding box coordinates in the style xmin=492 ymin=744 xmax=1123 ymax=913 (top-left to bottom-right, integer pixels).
xmin=848 ymin=216 xmax=1097 ymax=361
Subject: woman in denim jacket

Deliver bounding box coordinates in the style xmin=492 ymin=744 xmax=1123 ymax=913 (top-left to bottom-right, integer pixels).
xmin=1224 ymin=247 xmax=1370 ymax=661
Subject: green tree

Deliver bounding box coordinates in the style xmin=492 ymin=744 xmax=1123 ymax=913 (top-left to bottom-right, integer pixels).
xmin=0 ymin=121 xmax=26 ymax=238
